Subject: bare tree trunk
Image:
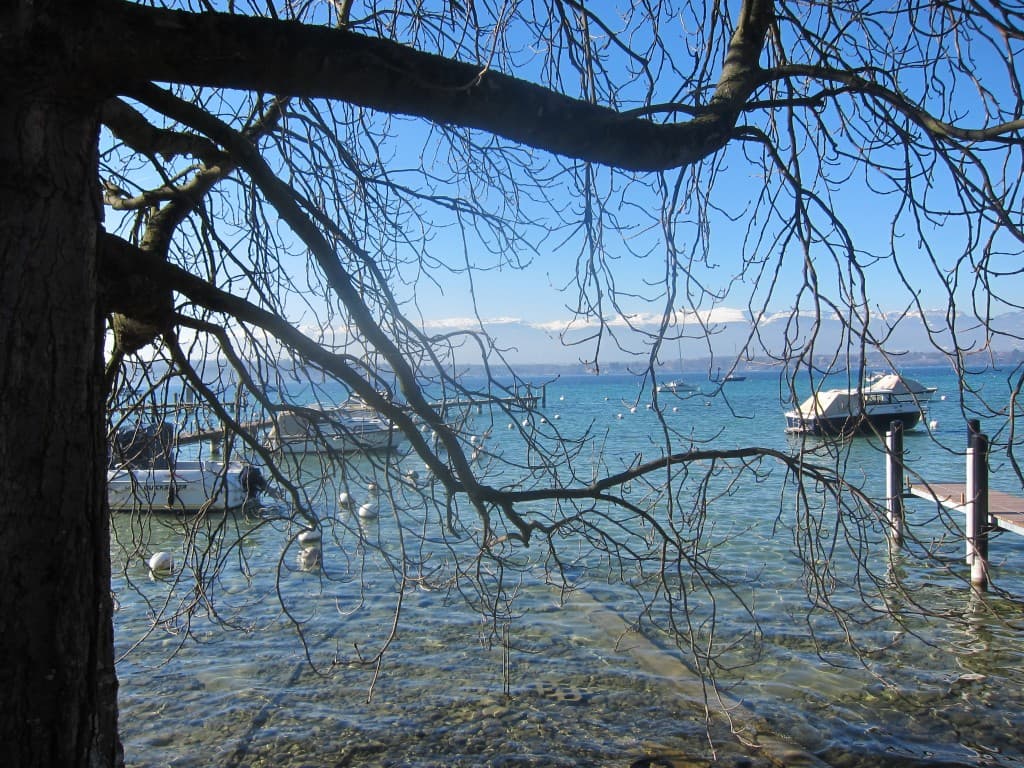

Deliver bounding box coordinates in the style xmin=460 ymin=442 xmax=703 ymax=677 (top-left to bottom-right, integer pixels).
xmin=0 ymin=13 xmax=121 ymax=765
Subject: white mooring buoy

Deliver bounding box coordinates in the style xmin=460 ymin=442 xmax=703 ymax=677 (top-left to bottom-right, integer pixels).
xmin=357 ymin=482 xmax=381 ymax=520
xmin=338 ymin=491 xmax=357 ymax=517
xmin=297 ymin=545 xmax=322 ymax=571
xmin=147 ymin=551 xmax=174 ymax=575
xmin=298 ymin=528 xmax=322 ymax=546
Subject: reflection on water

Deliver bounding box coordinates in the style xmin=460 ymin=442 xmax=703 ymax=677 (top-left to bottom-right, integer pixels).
xmin=113 ymin=370 xmax=1024 ymax=767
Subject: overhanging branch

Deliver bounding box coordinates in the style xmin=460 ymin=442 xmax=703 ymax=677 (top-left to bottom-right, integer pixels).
xmin=98 ymin=230 xmax=467 ymax=491
xmin=95 ymin=0 xmax=752 ymax=171
xmin=95 ymin=0 xmax=1022 ymax=173
xmin=100 ymin=233 xmax=848 ymax=540
xmin=102 ymin=98 xmax=225 ymax=163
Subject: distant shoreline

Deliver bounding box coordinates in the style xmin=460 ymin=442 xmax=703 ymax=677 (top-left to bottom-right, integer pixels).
xmin=460 ymin=349 xmax=1024 ymax=379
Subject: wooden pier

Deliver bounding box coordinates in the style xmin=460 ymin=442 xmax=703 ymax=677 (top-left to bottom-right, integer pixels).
xmin=176 ymin=417 xmax=276 ymax=446
xmin=886 ymin=419 xmax=1024 ymax=591
xmin=173 ymin=386 xmax=546 ymax=446
xmin=423 ymin=392 xmax=543 ymax=417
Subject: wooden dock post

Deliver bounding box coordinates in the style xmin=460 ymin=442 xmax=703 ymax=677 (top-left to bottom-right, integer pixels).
xmin=885 ymin=421 xmax=905 ymax=549
xmin=966 ymin=428 xmax=990 ymax=591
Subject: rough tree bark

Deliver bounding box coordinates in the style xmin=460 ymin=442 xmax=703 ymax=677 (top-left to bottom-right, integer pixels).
xmin=0 ymin=2 xmax=121 ymax=765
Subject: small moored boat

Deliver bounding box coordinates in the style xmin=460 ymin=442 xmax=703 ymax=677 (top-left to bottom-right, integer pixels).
xmin=108 ymin=460 xmax=266 ymax=512
xmin=107 ymin=422 xmax=265 ymax=512
xmin=784 ymin=373 xmax=936 ymax=436
xmin=710 ymin=368 xmax=746 ymax=383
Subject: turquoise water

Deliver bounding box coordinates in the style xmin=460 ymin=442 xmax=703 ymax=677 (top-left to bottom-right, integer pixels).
xmin=113 ymin=367 xmax=1024 ymax=767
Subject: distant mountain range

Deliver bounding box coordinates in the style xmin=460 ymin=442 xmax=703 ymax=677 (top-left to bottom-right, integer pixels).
xmin=464 ymin=308 xmax=1024 ymax=374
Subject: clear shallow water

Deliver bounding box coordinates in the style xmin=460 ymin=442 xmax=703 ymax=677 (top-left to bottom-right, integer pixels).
xmin=113 ymin=367 xmax=1024 ymax=767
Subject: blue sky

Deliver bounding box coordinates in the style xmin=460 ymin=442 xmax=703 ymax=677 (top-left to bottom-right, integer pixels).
xmin=379 ymin=139 xmax=1009 ymax=365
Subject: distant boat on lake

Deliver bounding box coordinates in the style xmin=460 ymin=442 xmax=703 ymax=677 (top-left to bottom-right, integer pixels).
xmin=657 ymin=379 xmax=697 ymax=393
xmin=710 ymin=367 xmax=746 ymax=383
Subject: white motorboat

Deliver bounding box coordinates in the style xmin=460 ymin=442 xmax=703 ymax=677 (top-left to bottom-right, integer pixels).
xmin=266 ymin=398 xmax=406 ymax=454
xmin=107 ymin=422 xmax=265 ymax=512
xmin=107 ymin=460 xmax=265 ymax=512
xmin=784 ymin=373 xmax=936 ymax=436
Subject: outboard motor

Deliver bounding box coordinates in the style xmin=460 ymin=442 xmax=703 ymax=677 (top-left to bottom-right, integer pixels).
xmin=109 ymin=422 xmax=174 ymax=469
xmin=238 ymin=465 xmax=267 ymax=497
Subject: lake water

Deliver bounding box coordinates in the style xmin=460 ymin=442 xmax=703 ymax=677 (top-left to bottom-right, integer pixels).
xmin=113 ymin=366 xmax=1024 ymax=767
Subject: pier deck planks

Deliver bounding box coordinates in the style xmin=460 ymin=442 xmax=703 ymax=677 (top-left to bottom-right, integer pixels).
xmin=908 ymin=482 xmax=1024 ymax=537
xmin=174 ymin=395 xmax=542 ymax=446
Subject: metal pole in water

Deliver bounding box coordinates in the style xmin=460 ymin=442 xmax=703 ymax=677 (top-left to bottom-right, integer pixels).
xmin=968 ymin=431 xmax=990 ymax=591
xmin=964 ymin=419 xmax=981 ymax=565
xmin=885 ymin=421 xmax=905 ymax=549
